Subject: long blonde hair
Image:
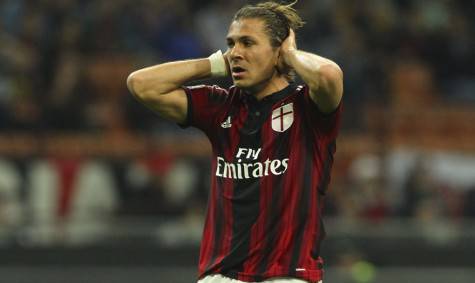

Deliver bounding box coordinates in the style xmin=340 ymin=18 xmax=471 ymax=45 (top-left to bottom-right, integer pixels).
xmin=233 ymin=1 xmax=305 ymax=48
xmin=233 ymin=1 xmax=305 ymax=80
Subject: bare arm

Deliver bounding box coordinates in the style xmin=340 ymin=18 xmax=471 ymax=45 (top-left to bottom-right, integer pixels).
xmin=280 ymin=30 xmax=343 ymax=114
xmin=126 ymin=59 xmax=212 ymax=123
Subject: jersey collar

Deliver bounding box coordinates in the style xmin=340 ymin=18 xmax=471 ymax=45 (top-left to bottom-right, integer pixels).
xmin=240 ymin=83 xmax=297 ymax=107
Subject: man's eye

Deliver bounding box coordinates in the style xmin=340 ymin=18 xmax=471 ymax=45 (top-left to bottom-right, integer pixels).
xmin=227 ymin=42 xmax=234 ymax=48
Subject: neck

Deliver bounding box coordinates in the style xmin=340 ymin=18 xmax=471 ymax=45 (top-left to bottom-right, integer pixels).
xmin=247 ymin=75 xmax=289 ymax=101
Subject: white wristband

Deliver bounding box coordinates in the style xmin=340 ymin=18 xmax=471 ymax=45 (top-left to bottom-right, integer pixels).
xmin=208 ymin=50 xmax=228 ymax=77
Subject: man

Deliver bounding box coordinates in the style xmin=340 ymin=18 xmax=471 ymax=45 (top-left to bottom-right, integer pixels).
xmin=127 ymin=1 xmax=343 ymax=283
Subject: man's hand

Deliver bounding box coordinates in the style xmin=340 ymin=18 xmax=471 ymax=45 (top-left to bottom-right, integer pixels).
xmin=277 ymin=29 xmax=297 ymax=74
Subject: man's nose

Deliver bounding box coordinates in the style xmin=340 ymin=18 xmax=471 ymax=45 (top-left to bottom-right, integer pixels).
xmin=229 ymin=45 xmax=244 ymax=60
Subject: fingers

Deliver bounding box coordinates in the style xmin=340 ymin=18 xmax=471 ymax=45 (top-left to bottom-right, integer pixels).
xmin=288 ymin=28 xmax=295 ymax=39
xmin=289 ymin=29 xmax=296 ymax=47
xmin=282 ymin=28 xmax=296 ymax=46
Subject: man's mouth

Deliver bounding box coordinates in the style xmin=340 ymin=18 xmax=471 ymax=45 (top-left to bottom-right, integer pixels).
xmin=231 ymin=66 xmax=247 ymax=77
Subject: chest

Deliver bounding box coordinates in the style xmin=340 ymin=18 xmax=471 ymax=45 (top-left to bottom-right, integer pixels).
xmin=214 ymin=98 xmax=308 ymax=162
xmin=228 ymin=100 xmax=299 ymax=135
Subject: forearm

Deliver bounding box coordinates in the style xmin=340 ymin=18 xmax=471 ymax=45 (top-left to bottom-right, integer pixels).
xmin=284 ymin=49 xmax=341 ymax=90
xmin=127 ymin=58 xmax=211 ymax=96
xmin=283 ymin=49 xmax=343 ymax=113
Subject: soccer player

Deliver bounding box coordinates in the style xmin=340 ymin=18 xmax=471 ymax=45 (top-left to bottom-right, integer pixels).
xmin=127 ymin=1 xmax=343 ymax=283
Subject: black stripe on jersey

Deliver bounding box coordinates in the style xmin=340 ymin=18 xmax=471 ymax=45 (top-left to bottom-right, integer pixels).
xmin=220 ymin=115 xmax=262 ymax=276
xmin=311 ymin=217 xmax=326 ymax=261
xmin=256 ymin=173 xmax=285 ymax=275
xmin=178 ymin=87 xmax=193 ymax=128
xmin=317 ymin=140 xmax=336 ymax=196
xmin=256 ymin=132 xmax=289 ymax=274
xmin=288 ymin=149 xmax=312 ymax=274
xmin=311 ymin=140 xmax=336 ymax=259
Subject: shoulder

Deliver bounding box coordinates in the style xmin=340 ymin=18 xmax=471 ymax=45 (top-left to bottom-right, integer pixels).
xmin=296 ymin=84 xmax=307 ymax=94
xmin=184 ymin=84 xmax=229 ymax=95
xmin=183 ymin=84 xmax=231 ymax=102
xmin=291 ymin=84 xmax=310 ymax=100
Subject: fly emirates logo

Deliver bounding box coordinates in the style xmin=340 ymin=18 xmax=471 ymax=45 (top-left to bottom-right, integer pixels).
xmin=216 ymin=148 xmax=289 ymax=179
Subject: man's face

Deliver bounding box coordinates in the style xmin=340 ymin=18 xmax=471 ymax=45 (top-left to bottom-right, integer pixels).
xmin=226 ymin=18 xmax=280 ymax=91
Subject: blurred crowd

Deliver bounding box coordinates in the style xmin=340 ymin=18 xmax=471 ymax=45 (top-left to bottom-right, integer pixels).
xmin=1 ymin=0 xmax=474 ymax=132
xmin=1 ymin=0 xmax=475 ymax=246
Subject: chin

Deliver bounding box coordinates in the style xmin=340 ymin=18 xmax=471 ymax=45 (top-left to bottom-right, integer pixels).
xmin=233 ymin=80 xmax=252 ymax=89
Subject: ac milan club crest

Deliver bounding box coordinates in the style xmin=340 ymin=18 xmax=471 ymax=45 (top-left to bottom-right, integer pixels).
xmin=271 ymin=103 xmax=294 ymax=132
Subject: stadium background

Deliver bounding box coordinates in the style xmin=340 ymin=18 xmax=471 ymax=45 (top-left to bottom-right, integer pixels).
xmin=0 ymin=0 xmax=474 ymax=282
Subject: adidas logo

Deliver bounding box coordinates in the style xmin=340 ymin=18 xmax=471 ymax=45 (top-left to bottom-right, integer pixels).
xmin=220 ymin=116 xmax=232 ymax=128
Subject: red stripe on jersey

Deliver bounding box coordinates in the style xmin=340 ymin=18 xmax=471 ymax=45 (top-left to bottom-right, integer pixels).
xmin=261 ymin=106 xmax=306 ymax=272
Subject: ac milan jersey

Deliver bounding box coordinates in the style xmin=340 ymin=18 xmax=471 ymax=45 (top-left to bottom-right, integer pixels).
xmin=182 ymin=83 xmax=342 ymax=283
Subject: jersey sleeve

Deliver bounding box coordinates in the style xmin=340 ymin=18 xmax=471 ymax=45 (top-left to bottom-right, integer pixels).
xmin=302 ymin=85 xmax=343 ymax=140
xmin=181 ymin=84 xmax=229 ymax=134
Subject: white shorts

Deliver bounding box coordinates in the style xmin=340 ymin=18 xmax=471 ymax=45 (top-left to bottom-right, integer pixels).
xmin=197 ymin=274 xmax=321 ymax=283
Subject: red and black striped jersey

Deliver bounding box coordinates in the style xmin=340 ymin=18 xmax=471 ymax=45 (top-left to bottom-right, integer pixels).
xmin=182 ymin=83 xmax=342 ymax=283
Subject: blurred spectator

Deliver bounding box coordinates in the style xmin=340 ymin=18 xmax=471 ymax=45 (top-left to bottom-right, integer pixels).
xmin=388 ymin=59 xmax=439 ymax=109
xmin=0 ymin=0 xmax=474 ymax=133
xmin=399 ymin=157 xmax=442 ymax=219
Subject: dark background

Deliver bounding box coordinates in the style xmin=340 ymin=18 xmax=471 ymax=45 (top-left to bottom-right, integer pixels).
xmin=0 ymin=0 xmax=474 ymax=282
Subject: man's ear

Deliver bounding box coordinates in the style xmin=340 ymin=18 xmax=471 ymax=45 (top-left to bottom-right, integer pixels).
xmin=276 ymin=47 xmax=289 ymax=75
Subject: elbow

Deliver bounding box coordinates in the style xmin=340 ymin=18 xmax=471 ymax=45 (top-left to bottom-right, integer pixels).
xmin=127 ymin=71 xmax=170 ymax=104
xmin=127 ymin=72 xmax=170 ymax=108
xmin=318 ymin=64 xmax=343 ymax=94
xmin=321 ymin=64 xmax=343 ymax=84
xmin=308 ymin=64 xmax=343 ymax=91
xmin=127 ymin=72 xmax=153 ymax=102
xmin=126 ymin=72 xmax=141 ymax=97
